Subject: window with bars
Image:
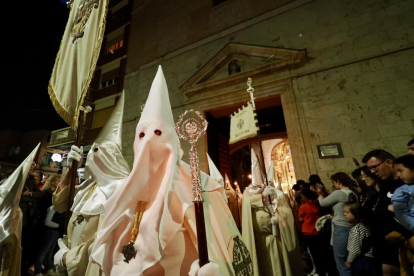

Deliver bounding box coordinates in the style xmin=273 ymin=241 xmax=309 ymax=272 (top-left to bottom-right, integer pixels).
xmin=100 ymin=69 xmax=119 ymax=89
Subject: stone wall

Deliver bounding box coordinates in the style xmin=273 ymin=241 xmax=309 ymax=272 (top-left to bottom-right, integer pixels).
xmin=121 ymin=0 xmax=414 ymax=185
xmin=292 ymin=51 xmax=414 ymax=183
xmin=127 ymin=0 xmax=294 ymax=70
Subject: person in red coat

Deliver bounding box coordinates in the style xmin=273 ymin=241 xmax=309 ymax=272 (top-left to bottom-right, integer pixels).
xmin=299 ymin=188 xmax=338 ymax=276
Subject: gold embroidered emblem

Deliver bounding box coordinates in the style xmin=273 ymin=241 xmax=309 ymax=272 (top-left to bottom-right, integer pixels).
xmin=74 ymin=214 xmax=85 ymax=225
xmin=71 ymin=0 xmax=99 ymax=43
xmin=237 ymin=118 xmax=244 ymax=130
xmin=232 ymin=236 xmax=253 ymax=276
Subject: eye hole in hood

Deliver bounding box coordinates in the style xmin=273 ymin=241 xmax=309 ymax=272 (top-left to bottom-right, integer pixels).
xmin=154 ymin=130 xmax=162 ymax=136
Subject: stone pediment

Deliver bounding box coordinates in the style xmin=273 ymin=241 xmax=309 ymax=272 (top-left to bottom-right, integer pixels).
xmin=181 ymin=43 xmax=307 ymax=97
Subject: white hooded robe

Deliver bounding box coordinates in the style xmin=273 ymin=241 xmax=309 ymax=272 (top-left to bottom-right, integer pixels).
xmin=0 ymin=144 xmax=39 ymax=276
xmin=53 ymin=93 xmax=130 ymax=276
xmin=90 ymin=66 xmax=253 ymax=276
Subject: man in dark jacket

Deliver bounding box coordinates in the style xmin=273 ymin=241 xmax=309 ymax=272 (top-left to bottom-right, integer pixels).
xmin=362 ymin=149 xmax=408 ymax=275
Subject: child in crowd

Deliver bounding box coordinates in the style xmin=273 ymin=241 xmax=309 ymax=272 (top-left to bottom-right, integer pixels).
xmin=343 ymin=200 xmax=379 ymax=276
xmin=391 ymin=154 xmax=414 ymax=275
xmin=299 ymin=189 xmax=338 ymax=276
xmin=392 ymin=154 xmax=414 ymax=232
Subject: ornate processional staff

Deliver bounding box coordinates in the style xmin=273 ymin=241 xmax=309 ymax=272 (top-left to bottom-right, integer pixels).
xmin=246 ymin=78 xmax=270 ymax=187
xmin=176 ymin=110 xmax=209 ymax=267
xmin=246 ymin=78 xmax=279 ymax=236
xmin=246 ymin=78 xmax=283 ymax=235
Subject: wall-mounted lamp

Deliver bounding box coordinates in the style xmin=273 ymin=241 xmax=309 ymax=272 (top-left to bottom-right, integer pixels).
xmin=51 ymin=153 xmax=63 ymax=162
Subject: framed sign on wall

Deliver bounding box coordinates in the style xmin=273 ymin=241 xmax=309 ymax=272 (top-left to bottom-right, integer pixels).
xmin=317 ymin=143 xmax=344 ymax=159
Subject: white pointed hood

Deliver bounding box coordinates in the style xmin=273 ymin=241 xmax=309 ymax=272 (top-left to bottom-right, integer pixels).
xmin=72 ymin=92 xmax=130 ymax=216
xmin=92 ymin=66 xmax=230 ymax=276
xmin=248 ymin=148 xmax=264 ymax=194
xmin=128 ymin=65 xmax=180 ymax=203
xmin=225 ymin=173 xmax=235 ymax=196
xmin=224 ymin=173 xmax=232 ymax=190
xmin=207 ymin=153 xmax=227 ymax=202
xmin=267 ymin=161 xmax=275 ymax=187
xmin=91 ymin=66 xmax=184 ymax=275
xmin=0 ymin=144 xmax=39 ymax=243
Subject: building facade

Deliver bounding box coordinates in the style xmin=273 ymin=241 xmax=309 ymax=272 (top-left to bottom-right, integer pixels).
xmin=119 ymin=0 xmax=414 ymax=187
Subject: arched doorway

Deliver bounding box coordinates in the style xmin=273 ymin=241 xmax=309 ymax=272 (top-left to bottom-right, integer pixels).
xmin=180 ymin=43 xmax=310 ymax=184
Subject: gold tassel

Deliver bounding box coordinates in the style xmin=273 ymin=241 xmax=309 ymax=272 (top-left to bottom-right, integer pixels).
xmin=122 ymin=201 xmax=148 ymax=263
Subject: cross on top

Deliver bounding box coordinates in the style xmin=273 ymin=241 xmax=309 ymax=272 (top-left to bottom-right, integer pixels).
xmin=247 ymin=78 xmax=254 ymax=94
xmin=247 ymin=78 xmax=255 ymax=108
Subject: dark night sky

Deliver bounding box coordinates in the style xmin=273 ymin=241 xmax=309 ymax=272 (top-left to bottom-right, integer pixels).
xmin=1 ymin=1 xmax=70 ymax=131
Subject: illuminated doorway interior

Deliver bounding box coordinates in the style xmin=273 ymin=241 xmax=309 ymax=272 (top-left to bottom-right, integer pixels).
xmin=205 ymin=94 xmax=294 ymax=193
xmin=271 ymin=140 xmax=296 ymax=193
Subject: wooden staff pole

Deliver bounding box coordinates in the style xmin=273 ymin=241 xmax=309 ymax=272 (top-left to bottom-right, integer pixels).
xmin=64 ymin=110 xmax=84 ymax=234
xmin=247 ymin=78 xmax=271 ymax=191
xmin=257 ymin=132 xmax=269 ymax=186
xmin=248 ymin=77 xmax=279 ymax=236
xmin=194 ymin=201 xmax=209 ymax=266
xmin=189 ymin=145 xmax=209 ymax=267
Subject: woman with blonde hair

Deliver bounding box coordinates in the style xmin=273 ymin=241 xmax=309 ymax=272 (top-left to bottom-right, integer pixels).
xmin=41 ymin=175 xmax=60 ymax=192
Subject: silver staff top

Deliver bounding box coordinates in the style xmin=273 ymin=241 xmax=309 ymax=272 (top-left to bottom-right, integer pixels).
xmin=175 ymin=109 xmax=208 ymax=145
xmin=176 ymin=109 xmax=208 ymax=202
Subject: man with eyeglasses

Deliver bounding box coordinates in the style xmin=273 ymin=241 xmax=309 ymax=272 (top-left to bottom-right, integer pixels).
xmin=363 ymin=150 xmax=398 ymax=181
xmin=362 ymin=149 xmax=407 ymax=275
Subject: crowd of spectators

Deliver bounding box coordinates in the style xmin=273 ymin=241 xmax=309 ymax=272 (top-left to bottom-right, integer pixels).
xmin=292 ymin=139 xmax=414 ymax=276
xmin=13 ymin=161 xmax=65 ymax=276
xmin=5 ymin=138 xmax=413 ymax=276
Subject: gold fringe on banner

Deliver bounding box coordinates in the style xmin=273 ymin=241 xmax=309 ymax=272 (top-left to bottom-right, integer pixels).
xmin=48 ymin=0 xmax=108 ymax=130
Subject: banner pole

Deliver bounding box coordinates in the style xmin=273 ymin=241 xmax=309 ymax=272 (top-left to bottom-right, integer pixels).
xmin=64 ymin=110 xmax=84 ymax=234
xmin=246 ymin=79 xmax=273 ymax=220
xmin=246 ymin=78 xmax=269 ymax=187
